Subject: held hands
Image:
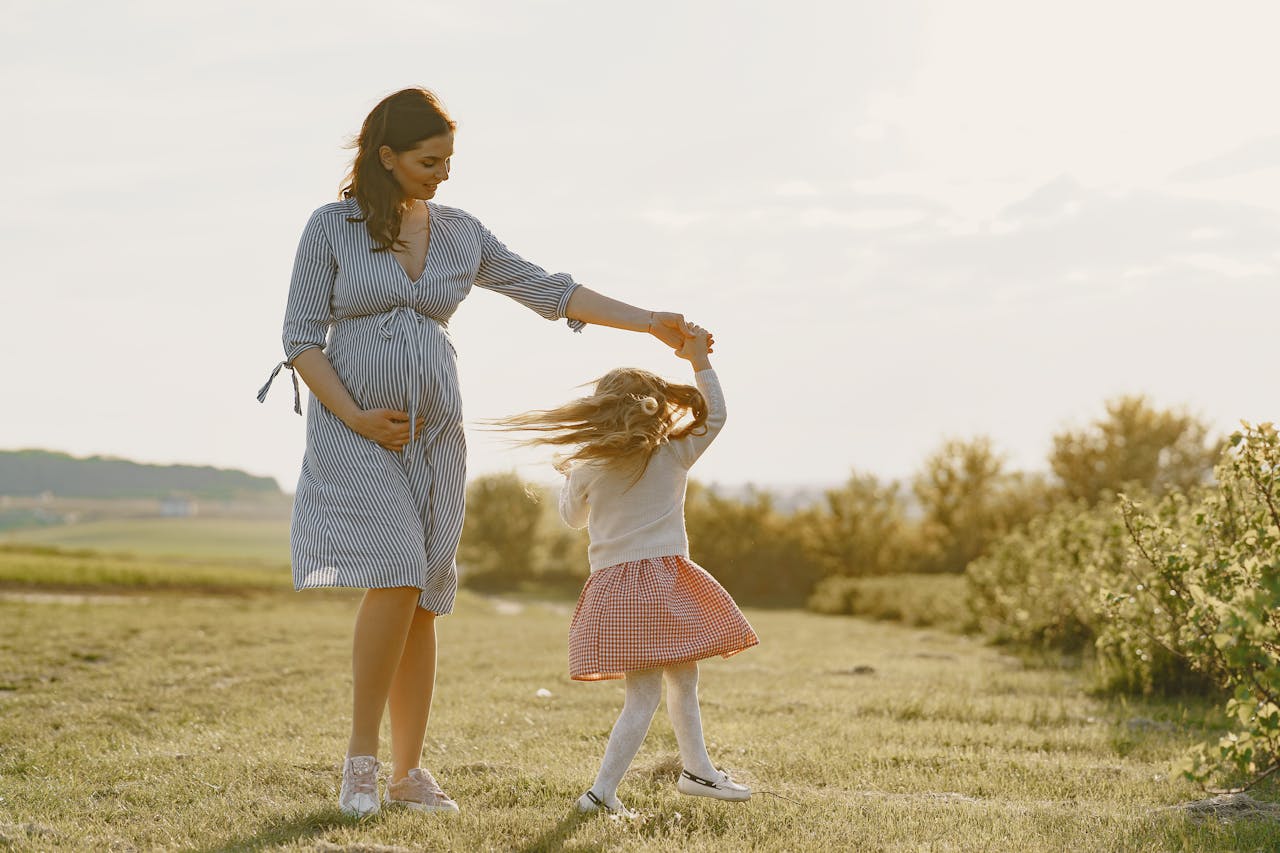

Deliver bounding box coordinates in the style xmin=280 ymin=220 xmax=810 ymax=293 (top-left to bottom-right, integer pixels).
xmin=648 ymin=312 xmax=715 ymax=354
xmin=676 ymin=324 xmax=712 ymax=369
xmin=346 ymin=408 xmax=428 ymax=453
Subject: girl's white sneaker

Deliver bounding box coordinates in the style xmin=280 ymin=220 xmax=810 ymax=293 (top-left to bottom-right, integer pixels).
xmin=575 ymin=790 xmax=638 ymax=819
xmin=676 ymin=768 xmax=751 ymax=801
xmin=339 ymin=754 xmax=381 ymax=818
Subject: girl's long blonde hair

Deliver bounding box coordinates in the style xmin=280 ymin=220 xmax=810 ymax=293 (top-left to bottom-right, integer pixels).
xmin=493 ymin=367 xmax=708 ymax=478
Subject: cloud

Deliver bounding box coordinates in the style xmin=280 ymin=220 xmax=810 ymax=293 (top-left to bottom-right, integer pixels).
xmin=636 ymin=175 xmax=1280 ymax=291
xmin=1171 ymin=135 xmax=1280 ymax=182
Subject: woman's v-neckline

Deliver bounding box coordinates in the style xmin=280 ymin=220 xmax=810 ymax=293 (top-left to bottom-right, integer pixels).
xmin=393 ymin=201 xmax=433 ymax=284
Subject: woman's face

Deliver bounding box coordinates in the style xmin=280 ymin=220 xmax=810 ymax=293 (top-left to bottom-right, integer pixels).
xmin=380 ymin=132 xmax=454 ymax=202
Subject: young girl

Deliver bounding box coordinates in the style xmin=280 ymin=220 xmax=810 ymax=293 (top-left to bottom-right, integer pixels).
xmin=498 ymin=325 xmax=759 ymax=816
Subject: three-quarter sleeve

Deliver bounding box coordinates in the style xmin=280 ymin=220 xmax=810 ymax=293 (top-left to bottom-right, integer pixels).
xmin=282 ymin=210 xmax=337 ymax=363
xmin=474 ymin=221 xmax=585 ymax=332
xmin=669 ymin=369 xmax=727 ymax=468
xmin=558 ymin=467 xmax=591 ymax=529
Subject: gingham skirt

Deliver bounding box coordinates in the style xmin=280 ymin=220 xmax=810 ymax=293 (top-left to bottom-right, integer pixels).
xmin=567 ymin=555 xmax=759 ymax=681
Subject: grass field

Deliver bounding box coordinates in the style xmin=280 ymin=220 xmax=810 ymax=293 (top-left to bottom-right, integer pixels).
xmin=0 ymin=517 xmax=291 ymax=564
xmin=0 ymin=544 xmax=290 ymax=593
xmin=3 ymin=580 xmax=1279 ymax=851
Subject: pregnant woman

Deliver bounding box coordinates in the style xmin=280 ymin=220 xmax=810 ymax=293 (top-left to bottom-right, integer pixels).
xmin=257 ymin=88 xmax=707 ymax=817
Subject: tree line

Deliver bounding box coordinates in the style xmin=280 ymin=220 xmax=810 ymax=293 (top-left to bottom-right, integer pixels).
xmin=459 ymin=394 xmax=1220 ymax=609
xmin=460 ymin=397 xmax=1280 ymax=787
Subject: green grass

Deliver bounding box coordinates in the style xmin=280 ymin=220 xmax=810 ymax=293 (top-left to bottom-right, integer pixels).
xmin=2 ymin=586 xmax=1278 ymax=851
xmin=0 ymin=544 xmax=290 ymax=593
xmin=0 ymin=517 xmax=291 ymax=563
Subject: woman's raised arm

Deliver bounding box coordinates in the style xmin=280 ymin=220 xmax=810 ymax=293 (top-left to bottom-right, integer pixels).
xmin=564 ymin=286 xmax=710 ymax=351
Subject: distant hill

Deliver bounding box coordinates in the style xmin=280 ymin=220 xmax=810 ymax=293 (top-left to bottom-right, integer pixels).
xmin=0 ymin=449 xmax=282 ymax=499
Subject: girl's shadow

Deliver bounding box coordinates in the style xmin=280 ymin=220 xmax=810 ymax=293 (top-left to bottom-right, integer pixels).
xmin=515 ymin=810 xmax=596 ymax=853
xmin=194 ymin=810 xmax=349 ymax=852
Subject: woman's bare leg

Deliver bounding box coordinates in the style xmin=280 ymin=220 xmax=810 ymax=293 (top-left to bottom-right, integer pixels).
xmin=387 ymin=606 xmax=438 ymax=781
xmin=347 ymin=586 xmax=422 ymax=758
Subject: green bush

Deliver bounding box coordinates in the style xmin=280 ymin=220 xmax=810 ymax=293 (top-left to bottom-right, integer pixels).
xmin=458 ymin=474 xmax=590 ymax=593
xmin=807 ymin=575 xmax=859 ymax=615
xmin=965 ymin=487 xmax=1207 ymax=694
xmin=966 ymin=497 xmax=1125 ymax=653
xmin=685 ymin=483 xmax=824 ymax=607
xmin=911 ymin=438 xmax=1056 ymax=574
xmin=457 ymin=473 xmax=546 ymax=590
xmin=1050 ymin=395 xmax=1220 ymax=505
xmin=1115 ymin=422 xmax=1280 ymax=784
xmin=795 ymin=472 xmax=910 ymax=577
xmin=808 ymin=573 xmax=971 ymax=630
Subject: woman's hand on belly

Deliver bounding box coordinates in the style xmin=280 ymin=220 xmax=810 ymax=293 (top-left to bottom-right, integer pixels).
xmin=347 ymin=409 xmax=428 ymax=453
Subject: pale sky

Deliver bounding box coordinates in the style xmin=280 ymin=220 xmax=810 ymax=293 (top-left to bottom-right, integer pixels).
xmin=2 ymin=0 xmax=1277 ymax=494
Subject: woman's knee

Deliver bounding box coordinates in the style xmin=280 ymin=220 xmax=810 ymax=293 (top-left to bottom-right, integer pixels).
xmin=362 ymin=586 xmax=424 ymax=610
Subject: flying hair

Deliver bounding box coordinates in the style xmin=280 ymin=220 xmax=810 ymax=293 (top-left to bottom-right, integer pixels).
xmin=491 ymin=367 xmax=708 ymax=481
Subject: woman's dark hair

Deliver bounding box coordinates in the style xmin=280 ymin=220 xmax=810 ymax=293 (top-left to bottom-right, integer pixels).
xmin=342 ymin=88 xmax=456 ymax=252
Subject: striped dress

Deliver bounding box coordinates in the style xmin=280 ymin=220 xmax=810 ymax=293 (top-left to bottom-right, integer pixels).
xmin=258 ymin=197 xmax=582 ymax=614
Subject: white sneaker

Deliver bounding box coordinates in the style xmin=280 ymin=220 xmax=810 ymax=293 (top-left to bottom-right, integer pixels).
xmin=339 ymin=754 xmax=381 ymax=818
xmin=385 ymin=767 xmax=460 ymax=814
xmin=676 ymin=768 xmax=751 ymax=802
xmin=575 ymin=790 xmax=638 ymax=819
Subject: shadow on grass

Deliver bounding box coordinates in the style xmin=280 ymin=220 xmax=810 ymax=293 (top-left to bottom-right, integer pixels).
xmin=193 ymin=809 xmax=351 ymax=852
xmin=514 ymin=809 xmax=593 ymax=853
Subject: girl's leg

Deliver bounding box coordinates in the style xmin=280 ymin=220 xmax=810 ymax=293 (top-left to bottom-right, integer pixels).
xmin=588 ymin=668 xmax=663 ymax=805
xmin=663 ymin=662 xmax=719 ymax=778
xmin=348 ymin=586 xmax=422 ymax=758
xmin=387 ymin=606 xmax=437 ymax=782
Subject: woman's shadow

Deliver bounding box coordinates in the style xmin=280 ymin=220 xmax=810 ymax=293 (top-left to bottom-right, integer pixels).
xmin=194 ymin=808 xmax=599 ymax=852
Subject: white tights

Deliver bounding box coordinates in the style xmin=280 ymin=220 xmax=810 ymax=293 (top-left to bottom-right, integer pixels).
xmin=588 ymin=662 xmax=719 ymax=805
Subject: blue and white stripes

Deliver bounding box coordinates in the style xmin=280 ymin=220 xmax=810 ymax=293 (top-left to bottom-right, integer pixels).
xmin=260 ymin=197 xmax=582 ymax=614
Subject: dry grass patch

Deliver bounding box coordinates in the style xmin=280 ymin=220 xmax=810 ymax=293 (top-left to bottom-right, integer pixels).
xmin=1 ymin=591 xmax=1278 ymax=851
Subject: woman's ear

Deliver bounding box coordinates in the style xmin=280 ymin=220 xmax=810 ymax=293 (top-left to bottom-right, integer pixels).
xmin=378 ymin=145 xmax=396 ymax=172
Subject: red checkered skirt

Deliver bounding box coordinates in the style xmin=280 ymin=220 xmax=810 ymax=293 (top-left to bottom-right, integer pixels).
xmin=567 ymin=555 xmax=759 ymax=681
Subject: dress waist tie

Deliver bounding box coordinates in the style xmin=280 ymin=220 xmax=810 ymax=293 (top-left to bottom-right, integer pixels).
xmin=377 ymin=307 xmax=433 ymax=450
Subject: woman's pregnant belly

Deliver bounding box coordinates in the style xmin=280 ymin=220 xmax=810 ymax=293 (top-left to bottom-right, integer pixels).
xmin=326 ymin=310 xmax=462 ymax=430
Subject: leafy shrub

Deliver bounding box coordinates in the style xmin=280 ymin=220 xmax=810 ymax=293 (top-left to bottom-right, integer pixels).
xmin=911 ymin=438 xmax=1056 ymax=574
xmin=685 ymin=483 xmax=825 ymax=607
xmin=807 ymin=575 xmax=860 ymax=615
xmin=1115 ymin=423 xmax=1280 ymax=784
xmin=796 ymin=472 xmax=909 ymax=577
xmin=457 ymin=472 xmax=546 ymax=590
xmin=966 ymin=497 xmax=1127 ymax=652
xmin=808 ymin=573 xmax=971 ymax=630
xmin=965 ymin=486 xmax=1207 ymax=694
xmin=1050 ymin=395 xmax=1220 ymax=505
